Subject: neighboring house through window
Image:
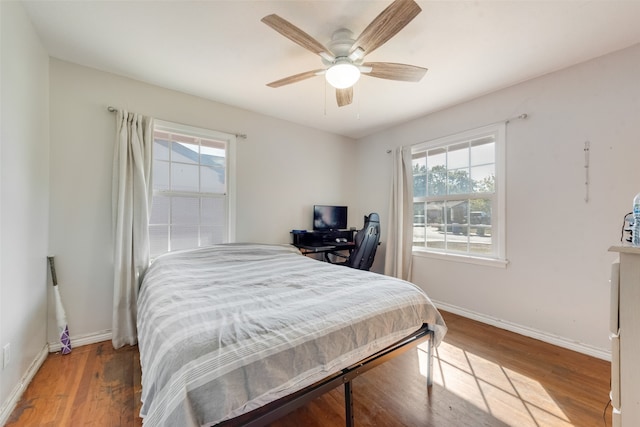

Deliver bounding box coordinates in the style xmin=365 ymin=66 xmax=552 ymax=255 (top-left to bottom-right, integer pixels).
xmin=412 ymin=123 xmax=506 ymax=265
xmin=149 ymin=120 xmax=236 ymax=258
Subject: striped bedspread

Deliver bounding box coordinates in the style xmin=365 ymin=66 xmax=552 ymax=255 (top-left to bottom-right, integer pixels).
xmin=137 ymin=243 xmax=446 ymax=426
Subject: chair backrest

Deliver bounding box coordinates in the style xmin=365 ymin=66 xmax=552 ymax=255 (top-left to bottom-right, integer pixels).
xmin=347 ymin=213 xmax=380 ymax=270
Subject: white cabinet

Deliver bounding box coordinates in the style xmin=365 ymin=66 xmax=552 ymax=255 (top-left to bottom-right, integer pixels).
xmin=609 ymin=245 xmax=640 ymax=426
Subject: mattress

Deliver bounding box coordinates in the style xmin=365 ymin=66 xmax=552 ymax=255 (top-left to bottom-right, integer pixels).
xmin=137 ymin=243 xmax=446 ymax=426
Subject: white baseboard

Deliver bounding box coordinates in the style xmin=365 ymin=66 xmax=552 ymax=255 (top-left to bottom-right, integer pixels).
xmin=0 ymin=344 xmax=48 ymax=426
xmin=48 ymin=329 xmax=112 ymax=353
xmin=434 ymin=300 xmax=611 ymax=361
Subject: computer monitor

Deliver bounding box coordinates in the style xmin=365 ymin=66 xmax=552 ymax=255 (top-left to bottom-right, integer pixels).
xmin=313 ymin=205 xmax=348 ymax=231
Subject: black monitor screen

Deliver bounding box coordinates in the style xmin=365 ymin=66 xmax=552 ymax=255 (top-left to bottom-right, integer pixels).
xmin=313 ymin=205 xmax=348 ymax=231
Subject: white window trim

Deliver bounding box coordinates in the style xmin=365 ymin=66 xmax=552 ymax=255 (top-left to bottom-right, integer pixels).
xmin=411 ymin=123 xmax=507 ymax=266
xmin=413 ymin=248 xmax=509 ymax=268
xmin=154 ymin=119 xmax=236 ymax=245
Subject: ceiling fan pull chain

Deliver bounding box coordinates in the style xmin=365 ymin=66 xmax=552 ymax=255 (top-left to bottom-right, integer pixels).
xmin=356 ymin=80 xmax=361 ymax=120
xmin=324 ymin=79 xmax=327 ymax=116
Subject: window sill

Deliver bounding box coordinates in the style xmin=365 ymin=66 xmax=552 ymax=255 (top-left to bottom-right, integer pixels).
xmin=412 ymin=249 xmax=509 ymax=268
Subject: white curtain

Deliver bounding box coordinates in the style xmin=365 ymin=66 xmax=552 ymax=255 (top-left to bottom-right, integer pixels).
xmin=111 ymin=110 xmax=154 ymax=348
xmin=384 ymin=146 xmax=414 ymax=281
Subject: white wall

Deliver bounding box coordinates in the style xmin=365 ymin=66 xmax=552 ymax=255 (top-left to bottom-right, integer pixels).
xmin=49 ymin=44 xmax=640 ymax=358
xmin=48 ymin=59 xmax=356 ymax=345
xmin=0 ymin=0 xmax=50 ymax=418
xmin=354 ymin=43 xmax=640 ymax=356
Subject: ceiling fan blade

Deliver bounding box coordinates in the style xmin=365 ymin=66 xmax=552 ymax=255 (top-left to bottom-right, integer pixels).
xmin=352 ymin=0 xmax=421 ymax=55
xmin=336 ymin=87 xmax=353 ymax=107
xmin=262 ymin=14 xmax=333 ymax=60
xmin=266 ymin=69 xmax=325 ymax=88
xmin=362 ymin=62 xmax=427 ymax=82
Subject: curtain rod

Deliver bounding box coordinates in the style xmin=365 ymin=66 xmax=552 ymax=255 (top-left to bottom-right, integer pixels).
xmin=107 ymin=106 xmax=247 ymax=140
xmin=386 ymin=113 xmax=529 ymax=153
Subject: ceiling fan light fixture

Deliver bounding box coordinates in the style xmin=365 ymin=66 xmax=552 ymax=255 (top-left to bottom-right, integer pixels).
xmin=325 ymin=61 xmax=361 ymax=89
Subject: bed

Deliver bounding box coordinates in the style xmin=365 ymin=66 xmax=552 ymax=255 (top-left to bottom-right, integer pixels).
xmin=137 ymin=243 xmax=447 ymax=426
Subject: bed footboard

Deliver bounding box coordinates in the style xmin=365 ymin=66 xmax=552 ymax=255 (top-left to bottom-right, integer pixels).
xmin=216 ymin=324 xmax=434 ymax=427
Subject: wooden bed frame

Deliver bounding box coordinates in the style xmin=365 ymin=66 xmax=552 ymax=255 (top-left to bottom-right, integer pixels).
xmin=216 ymin=324 xmax=434 ymax=427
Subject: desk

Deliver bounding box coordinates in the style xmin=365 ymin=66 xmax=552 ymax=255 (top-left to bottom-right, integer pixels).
xmin=291 ymin=229 xmax=356 ymax=261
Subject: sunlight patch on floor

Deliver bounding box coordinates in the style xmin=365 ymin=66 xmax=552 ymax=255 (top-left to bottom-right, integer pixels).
xmin=417 ymin=341 xmax=572 ymax=427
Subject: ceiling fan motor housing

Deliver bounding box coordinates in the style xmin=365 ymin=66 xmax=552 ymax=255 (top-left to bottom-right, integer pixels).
xmin=322 ymin=28 xmax=360 ymax=66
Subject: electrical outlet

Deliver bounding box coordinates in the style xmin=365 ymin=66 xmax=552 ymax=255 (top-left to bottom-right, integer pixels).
xmin=3 ymin=343 xmax=10 ymax=369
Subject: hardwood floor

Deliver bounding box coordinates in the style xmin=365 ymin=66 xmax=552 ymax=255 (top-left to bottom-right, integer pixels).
xmin=6 ymin=311 xmax=612 ymax=426
xmin=6 ymin=341 xmax=141 ymax=427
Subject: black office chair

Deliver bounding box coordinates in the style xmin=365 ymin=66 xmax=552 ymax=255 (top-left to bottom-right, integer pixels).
xmin=328 ymin=213 xmax=380 ymax=271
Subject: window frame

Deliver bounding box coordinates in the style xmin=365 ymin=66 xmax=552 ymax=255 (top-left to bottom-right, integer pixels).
xmin=411 ymin=123 xmax=507 ymax=267
xmin=150 ymin=119 xmax=236 ymax=257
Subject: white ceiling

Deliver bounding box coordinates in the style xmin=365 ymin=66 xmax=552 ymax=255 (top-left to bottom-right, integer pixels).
xmin=22 ymin=0 xmax=640 ymax=139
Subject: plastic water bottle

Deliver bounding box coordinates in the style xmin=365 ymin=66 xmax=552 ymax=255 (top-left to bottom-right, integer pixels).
xmin=633 ymin=192 xmax=640 ymax=246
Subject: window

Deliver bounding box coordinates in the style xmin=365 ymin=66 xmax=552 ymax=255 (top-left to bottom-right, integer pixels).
xmin=412 ymin=124 xmax=505 ymax=263
xmin=149 ymin=120 xmax=236 ymax=258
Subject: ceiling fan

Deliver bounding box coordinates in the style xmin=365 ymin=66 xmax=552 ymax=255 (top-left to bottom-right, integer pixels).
xmin=261 ymin=0 xmax=428 ymax=107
